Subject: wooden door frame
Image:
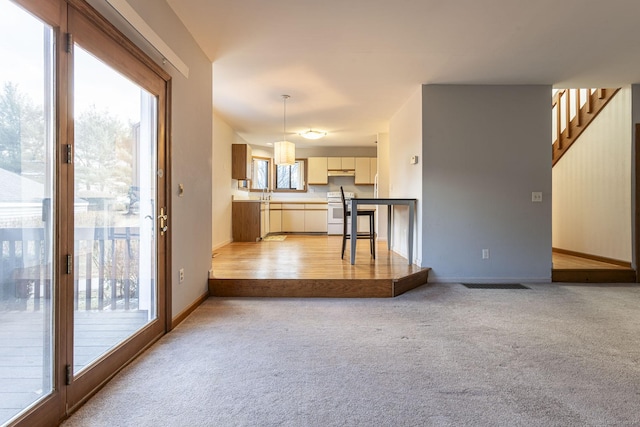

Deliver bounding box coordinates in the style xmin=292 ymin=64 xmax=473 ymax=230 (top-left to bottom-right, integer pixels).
xmin=66 ymin=0 xmax=174 ymax=332
xmin=63 ymin=0 xmax=173 ymax=413
xmin=8 ymin=0 xmax=172 ymax=425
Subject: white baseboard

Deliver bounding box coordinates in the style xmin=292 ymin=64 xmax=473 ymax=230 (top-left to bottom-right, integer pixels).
xmin=212 ymin=239 xmax=232 ymax=252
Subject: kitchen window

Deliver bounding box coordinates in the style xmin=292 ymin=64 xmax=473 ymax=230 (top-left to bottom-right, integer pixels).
xmin=274 ymin=159 xmax=306 ymax=192
xmin=250 ymin=156 xmax=269 ymax=191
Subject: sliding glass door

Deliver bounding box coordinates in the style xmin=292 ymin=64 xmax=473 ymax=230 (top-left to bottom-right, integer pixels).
xmin=71 ymin=43 xmax=159 ymax=375
xmin=0 ymin=2 xmax=55 ymax=424
xmin=64 ymin=2 xmax=168 ymax=412
xmin=0 ymin=1 xmax=170 ymax=425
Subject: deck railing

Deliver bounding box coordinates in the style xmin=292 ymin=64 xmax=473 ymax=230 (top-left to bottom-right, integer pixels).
xmin=0 ymin=226 xmax=140 ymax=312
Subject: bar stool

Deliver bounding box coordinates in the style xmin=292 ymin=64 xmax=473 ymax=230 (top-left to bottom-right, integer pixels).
xmin=340 ymin=186 xmax=375 ymax=259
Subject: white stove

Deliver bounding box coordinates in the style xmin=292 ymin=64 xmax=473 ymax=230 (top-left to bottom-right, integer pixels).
xmin=326 ymin=191 xmax=354 ymax=235
xmin=326 ymin=191 xmax=354 ymax=203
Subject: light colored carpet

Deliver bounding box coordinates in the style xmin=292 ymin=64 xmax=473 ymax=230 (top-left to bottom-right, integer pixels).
xmin=63 ymin=283 xmax=640 ymax=426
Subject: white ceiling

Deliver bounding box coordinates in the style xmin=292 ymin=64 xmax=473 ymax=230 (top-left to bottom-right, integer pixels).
xmin=165 ymin=0 xmax=640 ymax=148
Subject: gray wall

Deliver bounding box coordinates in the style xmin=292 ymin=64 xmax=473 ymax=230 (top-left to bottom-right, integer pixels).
xmin=89 ymin=0 xmax=213 ymax=318
xmin=422 ymin=85 xmax=552 ymax=283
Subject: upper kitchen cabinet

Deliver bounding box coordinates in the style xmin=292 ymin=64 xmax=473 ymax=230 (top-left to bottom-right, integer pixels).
xmin=355 ymin=157 xmax=377 ymax=185
xmin=232 ymin=144 xmax=252 ymax=180
xmin=327 ymin=157 xmax=355 ymax=171
xmin=308 ymin=157 xmax=328 ymax=185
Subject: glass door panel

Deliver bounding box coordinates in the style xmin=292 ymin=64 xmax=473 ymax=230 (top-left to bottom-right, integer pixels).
xmin=72 ymin=45 xmax=157 ymax=374
xmin=0 ymin=1 xmax=55 ymax=424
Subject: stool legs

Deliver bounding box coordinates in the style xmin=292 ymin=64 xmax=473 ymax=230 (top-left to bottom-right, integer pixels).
xmin=369 ymin=212 xmax=375 ymax=259
xmin=341 ymin=212 xmax=375 ymax=260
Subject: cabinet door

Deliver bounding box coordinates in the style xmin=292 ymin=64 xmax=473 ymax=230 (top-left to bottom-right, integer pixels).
xmin=269 ymin=209 xmax=282 ymax=233
xmin=355 ymin=157 xmax=371 ymax=184
xmin=327 ymin=157 xmax=341 ymax=170
xmin=232 ymin=202 xmax=260 ymax=241
xmin=282 ymin=210 xmax=305 ymax=232
xmin=231 ymin=144 xmax=252 ymax=180
xmin=304 ymin=209 xmax=328 ymax=232
xmin=308 ymin=157 xmax=328 ymax=184
xmin=341 ymin=157 xmax=355 ymax=169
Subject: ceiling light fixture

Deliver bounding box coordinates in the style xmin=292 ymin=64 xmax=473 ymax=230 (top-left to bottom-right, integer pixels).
xmin=274 ymin=94 xmax=295 ymax=165
xmin=299 ymin=129 xmax=327 ymax=140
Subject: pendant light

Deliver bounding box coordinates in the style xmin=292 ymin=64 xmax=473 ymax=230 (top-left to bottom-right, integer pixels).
xmin=274 ymin=94 xmax=295 ymax=166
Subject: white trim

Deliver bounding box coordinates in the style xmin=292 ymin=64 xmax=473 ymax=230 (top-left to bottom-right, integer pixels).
xmin=105 ymin=0 xmax=189 ymax=78
xmin=212 ymin=239 xmax=232 ymax=251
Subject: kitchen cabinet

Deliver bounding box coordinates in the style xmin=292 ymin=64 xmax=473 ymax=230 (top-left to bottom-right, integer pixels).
xmin=370 ymin=158 xmax=377 ymax=184
xmin=273 ymin=202 xmax=328 ymax=233
xmin=355 ymin=157 xmax=370 ymax=184
xmin=232 ymin=200 xmax=267 ymax=241
xmin=304 ymin=205 xmax=327 ymax=232
xmin=309 ymin=157 xmax=375 ymax=184
xmin=232 ymin=144 xmax=252 ymax=180
xmin=282 ymin=205 xmax=305 ymax=232
xmin=269 ymin=204 xmax=282 ymax=233
xmin=328 ymin=157 xmax=355 ymax=170
xmin=260 ymin=202 xmax=269 ymax=238
xmin=355 ymin=157 xmax=377 ymax=185
xmin=307 ymin=157 xmax=328 ymax=185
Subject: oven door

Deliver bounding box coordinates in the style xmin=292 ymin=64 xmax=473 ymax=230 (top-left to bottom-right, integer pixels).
xmin=327 ymin=202 xmax=345 ymax=235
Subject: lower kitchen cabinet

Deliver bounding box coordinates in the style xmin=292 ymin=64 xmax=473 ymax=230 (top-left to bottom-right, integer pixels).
xmin=282 ymin=207 xmax=305 ymax=232
xmin=304 ymin=208 xmax=327 ymax=232
xmin=269 ymin=208 xmax=282 ymax=233
xmin=234 ymin=201 xmax=328 ymax=239
xmin=232 ymin=201 xmax=269 ymax=242
xmin=270 ymin=202 xmax=328 ymax=233
xmin=260 ymin=202 xmax=269 ymax=238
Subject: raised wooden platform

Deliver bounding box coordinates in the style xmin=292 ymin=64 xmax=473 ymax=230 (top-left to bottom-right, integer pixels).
xmin=209 ymin=235 xmax=429 ymax=298
xmin=552 ymin=269 xmax=636 ymax=283
xmin=552 ymin=251 xmax=636 ymax=283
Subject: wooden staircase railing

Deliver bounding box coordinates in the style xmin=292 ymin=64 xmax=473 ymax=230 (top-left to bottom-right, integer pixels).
xmin=552 ymin=88 xmax=620 ymax=166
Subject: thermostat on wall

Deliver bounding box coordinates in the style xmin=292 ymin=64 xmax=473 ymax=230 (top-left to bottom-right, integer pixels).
xmin=410 ymin=155 xmax=419 ymax=164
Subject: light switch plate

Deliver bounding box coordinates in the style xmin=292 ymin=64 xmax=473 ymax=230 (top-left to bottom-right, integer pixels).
xmin=532 ymin=192 xmax=543 ymax=202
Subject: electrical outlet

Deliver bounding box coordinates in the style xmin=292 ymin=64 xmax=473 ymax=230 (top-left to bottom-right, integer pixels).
xmin=482 ymin=249 xmax=490 ymax=259
xmin=179 ymin=268 xmax=184 ymax=283
xmin=531 ymin=192 xmax=543 ymax=202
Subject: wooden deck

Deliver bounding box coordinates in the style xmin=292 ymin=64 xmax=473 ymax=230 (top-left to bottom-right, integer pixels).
xmin=209 ymin=235 xmax=429 ymax=298
xmin=0 ymin=309 xmax=149 ymax=424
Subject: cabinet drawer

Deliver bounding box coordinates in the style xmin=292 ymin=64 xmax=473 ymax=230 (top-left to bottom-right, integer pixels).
xmin=304 ymin=204 xmax=327 ymax=210
xmin=282 ymin=203 xmax=304 ymax=210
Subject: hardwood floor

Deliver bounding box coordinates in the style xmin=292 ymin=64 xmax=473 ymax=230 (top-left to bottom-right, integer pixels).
xmin=209 ymin=236 xmax=637 ymax=293
xmin=552 ymin=252 xmax=629 ymax=269
xmin=552 ymin=252 xmax=636 ymax=283
xmin=209 ymin=235 xmax=429 ymax=297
